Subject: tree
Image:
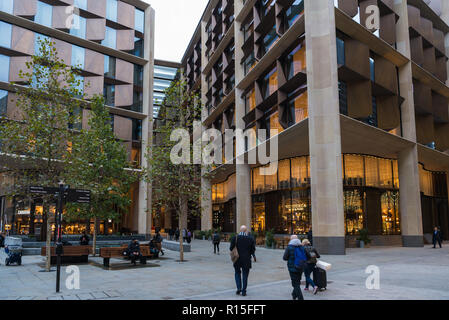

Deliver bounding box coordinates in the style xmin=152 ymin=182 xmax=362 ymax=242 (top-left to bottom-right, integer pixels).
xmin=64 ymin=95 xmax=137 ymax=256
xmin=145 ymin=79 xmax=206 ymax=261
xmin=0 ymin=38 xmax=83 ymax=271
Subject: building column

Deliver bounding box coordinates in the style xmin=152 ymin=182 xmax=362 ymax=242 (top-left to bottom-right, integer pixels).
xmin=305 ymin=0 xmax=345 ymax=255
xmin=234 ymin=0 xmax=252 ymax=232
xmin=395 ymin=0 xmax=423 ymax=247
xmin=138 ymin=6 xmax=155 ymax=235
xmin=200 ymin=20 xmax=213 ymax=232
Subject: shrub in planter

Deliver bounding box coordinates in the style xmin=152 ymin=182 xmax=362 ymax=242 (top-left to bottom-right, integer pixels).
xmin=265 ymin=229 xmax=276 ymax=248
xmin=194 ymin=230 xmax=202 ymax=239
xmin=357 ymin=229 xmax=372 ymax=248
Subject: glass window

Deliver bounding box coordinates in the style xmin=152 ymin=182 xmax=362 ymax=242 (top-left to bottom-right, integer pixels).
xmin=132 ymin=90 xmax=142 ymax=113
xmin=0 ymin=90 xmax=8 ymax=116
xmin=285 ymin=0 xmax=304 ymax=28
xmin=71 ymin=45 xmax=85 ymax=70
xmin=0 ymin=21 xmax=12 ymax=48
xmin=134 ymin=64 xmax=143 ymax=87
xmin=243 ymin=52 xmax=255 ymax=75
xmin=287 ymin=90 xmax=308 ymax=124
xmin=252 ymin=167 xmax=265 ymax=194
xmin=103 ymin=84 xmax=115 ymax=106
xmin=35 ymin=1 xmax=53 ymax=27
xmin=278 ymin=159 xmax=290 ymax=189
xmin=133 ymin=38 xmax=144 ymax=58
xmin=106 ymin=0 xmax=118 ymax=22
xmin=344 ymin=189 xmax=364 ymax=235
xmin=74 ymin=0 xmax=87 ymax=10
xmin=135 ymin=9 xmax=145 ymax=33
xmin=244 ymin=88 xmax=256 ymax=114
xmin=378 ymin=158 xmax=393 ymax=188
xmin=338 ymin=81 xmax=348 ymax=115
xmin=252 ymin=195 xmax=265 ymax=232
xmin=132 ymin=119 xmax=142 ymax=141
xmin=261 ymin=68 xmax=277 ymax=99
xmin=0 ymin=54 xmax=10 ymax=82
xmin=344 ymin=155 xmax=365 ymax=186
xmin=365 ymin=156 xmax=379 ymax=187
xmin=370 ymin=57 xmax=375 ymax=81
xmin=104 ymin=56 xmax=116 ymax=78
xmin=154 ymin=79 xmax=172 ymax=92
xmin=263 ymin=25 xmax=278 ymax=55
xmin=291 ymin=189 xmax=311 ymax=234
xmin=291 ymin=157 xmax=309 ymax=188
xmin=102 ymin=27 xmax=117 ymax=49
xmin=267 ymin=111 xmax=283 ymax=138
xmin=153 ymin=91 xmax=165 ymax=105
xmin=0 ymin=0 xmax=13 ymax=14
xmin=337 ymin=37 xmax=345 ymax=65
xmin=73 ymin=75 xmax=84 ymax=96
xmin=154 ymin=66 xmax=177 ymax=80
xmin=285 ymin=41 xmax=306 ymax=80
xmin=381 ymin=191 xmax=400 ymax=235
xmin=34 ymin=34 xmax=50 ymax=56
xmin=69 ymin=15 xmax=86 ymax=39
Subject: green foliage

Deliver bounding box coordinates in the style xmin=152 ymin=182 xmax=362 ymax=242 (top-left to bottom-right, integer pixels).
xmin=144 ymin=79 xmax=206 ymax=223
xmin=0 ymin=38 xmax=83 ymax=200
xmin=194 ymin=230 xmax=202 ymax=239
xmin=64 ymin=95 xmax=137 ymax=223
xmin=265 ymin=229 xmax=276 ymax=247
xmin=357 ymin=229 xmax=372 ymax=244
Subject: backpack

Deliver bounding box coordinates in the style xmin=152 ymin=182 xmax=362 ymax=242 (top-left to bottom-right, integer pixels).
xmin=305 ymin=247 xmax=318 ymax=263
xmin=213 ymin=234 xmax=220 ymax=243
xmin=294 ymin=246 xmax=307 ymax=270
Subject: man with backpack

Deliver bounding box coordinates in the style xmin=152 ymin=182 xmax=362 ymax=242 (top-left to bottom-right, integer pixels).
xmin=283 ymin=235 xmax=306 ymax=300
xmin=302 ymin=239 xmax=320 ymax=294
xmin=212 ymin=230 xmax=220 ymax=254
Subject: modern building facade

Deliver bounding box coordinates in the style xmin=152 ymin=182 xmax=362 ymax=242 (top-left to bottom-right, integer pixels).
xmin=181 ymin=0 xmax=449 ymax=254
xmin=0 ymin=0 xmax=155 ymax=238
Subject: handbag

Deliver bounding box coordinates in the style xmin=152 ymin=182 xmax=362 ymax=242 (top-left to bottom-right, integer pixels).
xmin=230 ymin=236 xmax=239 ymax=263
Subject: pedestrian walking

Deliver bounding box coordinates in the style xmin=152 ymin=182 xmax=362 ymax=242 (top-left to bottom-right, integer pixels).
xmin=307 ymin=228 xmax=313 ymax=246
xmin=168 ymin=228 xmax=173 ymax=241
xmin=283 ymin=235 xmax=307 ymax=300
xmin=175 ymin=228 xmax=180 ymax=241
xmin=153 ymin=230 xmax=165 ymax=256
xmin=182 ymin=228 xmax=187 ymax=242
xmin=187 ymin=230 xmax=192 ymax=244
xmin=302 ymin=239 xmax=320 ymax=295
xmin=213 ymin=230 xmax=220 ymax=254
xmin=230 ymin=226 xmax=256 ymax=297
xmin=433 ymin=226 xmax=442 ymax=248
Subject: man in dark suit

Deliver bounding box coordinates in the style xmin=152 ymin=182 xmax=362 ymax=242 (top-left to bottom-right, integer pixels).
xmin=230 ymin=225 xmax=256 ymax=297
xmin=433 ymin=227 xmax=442 ymax=248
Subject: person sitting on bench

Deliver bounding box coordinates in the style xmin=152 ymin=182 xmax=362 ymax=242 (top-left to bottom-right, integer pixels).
xmin=80 ymin=232 xmax=90 ymax=246
xmin=127 ymin=239 xmax=141 ymax=265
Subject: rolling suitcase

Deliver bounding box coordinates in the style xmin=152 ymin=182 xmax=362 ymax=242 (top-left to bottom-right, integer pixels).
xmin=313 ymin=267 xmax=327 ymax=290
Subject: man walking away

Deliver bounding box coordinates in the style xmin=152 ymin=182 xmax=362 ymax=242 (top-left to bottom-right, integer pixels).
xmin=283 ymin=235 xmax=306 ymax=300
xmin=302 ymin=239 xmax=320 ymax=294
xmin=433 ymin=226 xmax=442 ymax=248
xmin=175 ymin=228 xmax=180 ymax=242
xmin=213 ymin=230 xmax=220 ymax=254
xmin=307 ymin=228 xmax=313 ymax=246
xmin=230 ymin=226 xmax=255 ymax=297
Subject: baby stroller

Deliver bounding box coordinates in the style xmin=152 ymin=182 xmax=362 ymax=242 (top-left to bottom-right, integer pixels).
xmin=1 ymin=237 xmax=23 ymax=266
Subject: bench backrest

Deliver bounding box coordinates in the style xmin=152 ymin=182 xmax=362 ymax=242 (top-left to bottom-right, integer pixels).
xmin=41 ymin=246 xmax=91 ymax=257
xmin=100 ymin=246 xmax=151 ymax=258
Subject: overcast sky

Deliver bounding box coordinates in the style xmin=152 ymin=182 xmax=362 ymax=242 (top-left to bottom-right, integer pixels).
xmin=144 ymin=0 xmax=209 ymax=62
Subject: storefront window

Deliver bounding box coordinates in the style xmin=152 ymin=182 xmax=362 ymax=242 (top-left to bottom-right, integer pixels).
xmin=344 ymin=155 xmax=365 ymax=186
xmin=290 ymin=157 xmax=309 ymax=188
xmin=278 ymin=159 xmax=291 ymax=189
xmin=381 ymin=191 xmax=400 ymax=235
xmin=344 ymin=189 xmax=364 ymax=235
xmin=252 ymin=195 xmax=265 ymax=232
xmin=291 ymin=189 xmax=311 ymax=234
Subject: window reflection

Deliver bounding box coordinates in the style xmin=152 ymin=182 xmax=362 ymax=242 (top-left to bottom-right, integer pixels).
xmin=0 ymin=0 xmax=13 ymax=14
xmin=0 ymin=21 xmax=12 ymax=49
xmin=344 ymin=189 xmax=364 ymax=235
xmin=285 ymin=41 xmax=306 ymax=80
xmin=35 ymin=1 xmax=53 ymax=27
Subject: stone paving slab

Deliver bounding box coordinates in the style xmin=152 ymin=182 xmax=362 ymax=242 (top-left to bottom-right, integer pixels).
xmin=0 ymin=240 xmax=448 ymax=300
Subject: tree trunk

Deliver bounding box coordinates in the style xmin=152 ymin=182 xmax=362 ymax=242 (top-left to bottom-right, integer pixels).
xmin=179 ymin=196 xmax=188 ymax=262
xmin=92 ymin=218 xmax=97 ymax=257
xmin=44 ymin=203 xmax=52 ymax=272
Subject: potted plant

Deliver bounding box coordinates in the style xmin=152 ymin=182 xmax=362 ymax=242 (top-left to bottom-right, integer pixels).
xmin=265 ymin=229 xmax=276 ymax=249
xmin=357 ymin=229 xmax=372 ymax=248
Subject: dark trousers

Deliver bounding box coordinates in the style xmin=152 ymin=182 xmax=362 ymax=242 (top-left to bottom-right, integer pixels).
xmin=214 ymin=242 xmax=220 ymax=253
xmin=433 ymin=239 xmax=442 ymax=248
xmin=234 ymin=266 xmax=250 ymax=293
xmin=130 ymin=253 xmax=140 ymax=264
xmin=289 ymin=270 xmax=304 ymax=300
xmin=304 ymin=263 xmax=316 ymax=289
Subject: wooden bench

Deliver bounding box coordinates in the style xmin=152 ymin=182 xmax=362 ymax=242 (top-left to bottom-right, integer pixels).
xmin=100 ymin=246 xmax=152 ymax=268
xmin=41 ymin=246 xmax=92 ymax=264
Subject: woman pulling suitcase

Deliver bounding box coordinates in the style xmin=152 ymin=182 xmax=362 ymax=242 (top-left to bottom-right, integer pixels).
xmin=302 ymin=239 xmax=320 ymax=294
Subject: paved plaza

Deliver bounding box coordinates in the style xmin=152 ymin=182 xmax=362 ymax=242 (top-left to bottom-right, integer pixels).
xmin=1 ymin=240 xmax=448 ymax=300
